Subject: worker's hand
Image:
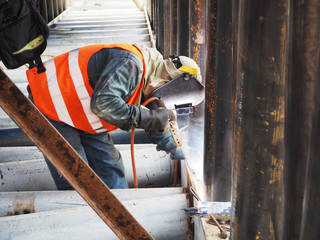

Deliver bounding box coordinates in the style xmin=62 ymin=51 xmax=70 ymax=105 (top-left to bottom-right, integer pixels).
xmin=170 ymin=148 xmax=185 ymax=160
xmin=139 ymin=107 xmax=175 ymax=133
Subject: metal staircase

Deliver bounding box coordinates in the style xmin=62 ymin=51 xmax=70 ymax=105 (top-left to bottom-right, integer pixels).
xmin=0 ymin=1 xmax=191 ymax=239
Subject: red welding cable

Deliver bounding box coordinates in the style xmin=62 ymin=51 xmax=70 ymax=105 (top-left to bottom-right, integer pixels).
xmin=172 ymin=159 xmax=178 ymax=187
xmin=130 ymin=97 xmax=160 ymax=189
xmin=130 ymin=128 xmax=138 ymax=188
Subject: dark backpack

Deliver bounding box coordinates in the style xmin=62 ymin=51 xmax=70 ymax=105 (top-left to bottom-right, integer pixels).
xmin=0 ymin=0 xmax=49 ymax=73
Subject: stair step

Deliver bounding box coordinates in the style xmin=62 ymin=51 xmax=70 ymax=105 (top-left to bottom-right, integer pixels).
xmin=49 ymin=22 xmax=148 ymax=31
xmin=0 ymin=117 xmax=17 ymax=128
xmin=49 ymin=28 xmax=149 ymax=37
xmin=0 ymin=144 xmax=160 ymax=163
xmin=0 ymin=146 xmax=43 ymax=162
xmin=47 ymin=34 xmax=150 ymax=46
xmin=65 ymin=10 xmax=143 ymax=17
xmin=59 ymin=14 xmax=145 ymax=21
xmin=0 ymin=188 xmax=185 ymax=217
xmin=52 ymin=18 xmax=146 ymax=26
xmin=0 ymin=144 xmax=175 ymax=191
xmin=0 ymin=194 xmax=191 ymax=240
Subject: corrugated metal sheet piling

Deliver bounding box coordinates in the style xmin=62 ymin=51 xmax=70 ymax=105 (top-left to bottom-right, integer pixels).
xmin=284 ymin=0 xmax=320 ymax=239
xmin=231 ymin=0 xmax=288 ymax=239
xmin=203 ymin=0 xmax=233 ymax=202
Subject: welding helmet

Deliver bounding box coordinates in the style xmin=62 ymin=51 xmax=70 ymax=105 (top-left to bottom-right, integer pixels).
xmin=149 ymin=72 xmax=205 ymax=115
xmin=170 ymin=55 xmax=202 ymax=82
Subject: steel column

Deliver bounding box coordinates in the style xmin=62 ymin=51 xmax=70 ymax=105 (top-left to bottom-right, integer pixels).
xmin=203 ymin=0 xmax=217 ymax=202
xmin=231 ymin=0 xmax=288 ymax=239
xmin=203 ymin=0 xmax=233 ymax=202
xmin=39 ymin=0 xmax=48 ymax=23
xmin=163 ymin=0 xmax=171 ymax=57
xmin=0 ymin=70 xmax=154 ymax=240
xmin=152 ymin=0 xmax=157 ymax=44
xmin=300 ymin=79 xmax=320 ymax=240
xmin=156 ymin=0 xmax=164 ymax=54
xmin=170 ymin=0 xmax=178 ymax=55
xmin=284 ymin=0 xmax=320 ymax=239
xmin=47 ymin=0 xmax=54 ymax=22
xmin=189 ymin=0 xmax=206 ymax=74
xmin=58 ymin=0 xmax=64 ymax=14
xmin=52 ymin=0 xmax=59 ymax=18
xmin=177 ymin=0 xmax=190 ymax=56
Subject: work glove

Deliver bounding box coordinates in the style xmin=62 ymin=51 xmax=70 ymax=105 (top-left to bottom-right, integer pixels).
xmin=139 ymin=107 xmax=176 ymax=133
xmin=170 ymin=147 xmax=185 ymax=160
xmin=146 ymin=130 xmax=185 ymax=160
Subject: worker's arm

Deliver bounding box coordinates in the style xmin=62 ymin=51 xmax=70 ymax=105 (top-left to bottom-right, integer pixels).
xmin=89 ymin=49 xmax=143 ymax=131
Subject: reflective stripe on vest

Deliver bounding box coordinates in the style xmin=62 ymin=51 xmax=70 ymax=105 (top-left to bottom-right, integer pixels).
xmin=26 ymin=44 xmax=145 ymax=134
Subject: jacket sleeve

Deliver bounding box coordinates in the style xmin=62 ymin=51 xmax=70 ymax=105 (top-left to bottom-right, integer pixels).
xmin=90 ymin=52 xmax=144 ymax=131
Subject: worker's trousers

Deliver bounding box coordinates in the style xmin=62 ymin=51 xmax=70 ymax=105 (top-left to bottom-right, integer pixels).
xmin=44 ymin=118 xmax=128 ymax=190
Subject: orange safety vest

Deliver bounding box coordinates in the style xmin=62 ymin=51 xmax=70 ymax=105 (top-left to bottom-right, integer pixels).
xmin=26 ymin=44 xmax=145 ymax=134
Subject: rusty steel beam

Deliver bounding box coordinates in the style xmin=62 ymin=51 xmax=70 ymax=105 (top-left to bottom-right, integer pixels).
xmin=52 ymin=0 xmax=59 ymax=18
xmin=170 ymin=0 xmax=178 ymax=55
xmin=231 ymin=0 xmax=287 ymax=239
xmin=156 ymin=0 xmax=164 ymax=54
xmin=203 ymin=0 xmax=233 ymax=202
xmin=189 ymin=0 xmax=206 ymax=75
xmin=39 ymin=0 xmax=48 ymax=23
xmin=47 ymin=0 xmax=54 ymax=22
xmin=284 ymin=0 xmax=320 ymax=239
xmin=162 ymin=0 xmax=171 ymax=58
xmin=299 ymin=81 xmax=320 ymax=240
xmin=0 ymin=69 xmax=154 ymax=240
xmin=203 ymin=0 xmax=217 ymax=202
xmin=177 ymin=0 xmax=189 ymax=56
xmin=300 ymin=83 xmax=320 ymax=240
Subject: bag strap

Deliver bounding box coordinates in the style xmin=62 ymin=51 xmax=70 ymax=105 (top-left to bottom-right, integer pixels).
xmin=28 ymin=56 xmax=46 ymax=73
xmin=27 ymin=0 xmax=47 ymax=73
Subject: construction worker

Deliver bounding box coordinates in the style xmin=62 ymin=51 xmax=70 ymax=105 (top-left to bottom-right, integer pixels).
xmin=26 ymin=43 xmax=202 ymax=190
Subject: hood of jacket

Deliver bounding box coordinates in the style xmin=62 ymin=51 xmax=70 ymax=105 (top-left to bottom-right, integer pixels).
xmin=134 ymin=43 xmax=184 ymax=99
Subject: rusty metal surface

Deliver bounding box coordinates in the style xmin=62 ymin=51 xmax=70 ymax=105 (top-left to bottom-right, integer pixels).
xmin=170 ymin=0 xmax=178 ymax=55
xmin=203 ymin=0 xmax=217 ymax=202
xmin=0 ymin=69 xmax=154 ymax=239
xmin=189 ymin=0 xmax=206 ymax=76
xmin=163 ymin=0 xmax=171 ymax=58
xmin=203 ymin=0 xmax=233 ymax=202
xmin=231 ymin=0 xmax=287 ymax=239
xmin=177 ymin=0 xmax=189 ymax=56
xmin=284 ymin=0 xmax=320 ymax=239
xmin=300 ymin=79 xmax=320 ymax=239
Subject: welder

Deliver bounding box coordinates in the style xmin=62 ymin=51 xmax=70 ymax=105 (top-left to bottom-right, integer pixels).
xmin=26 ymin=43 xmax=202 ymax=190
